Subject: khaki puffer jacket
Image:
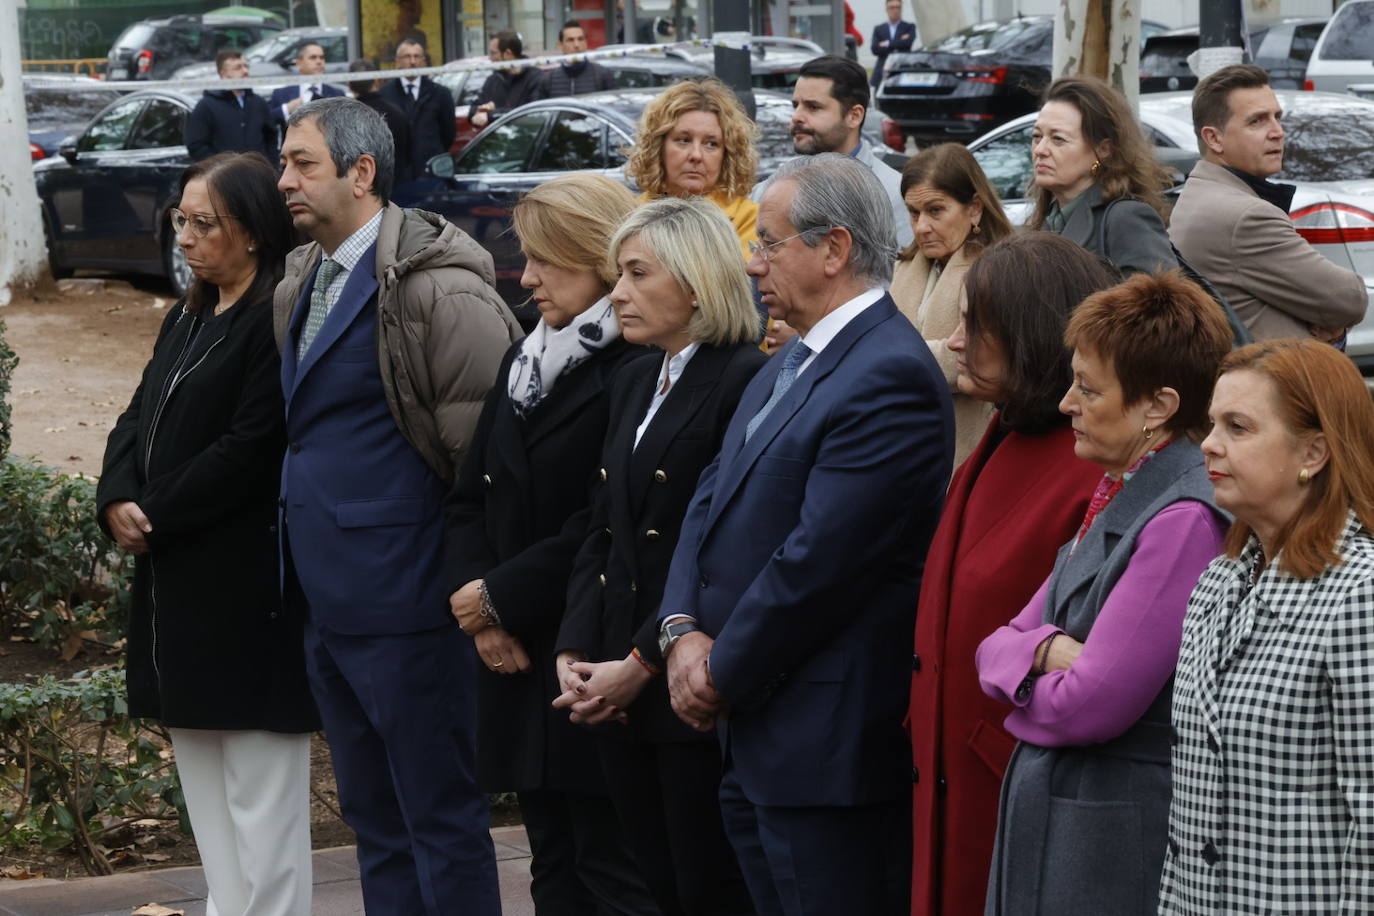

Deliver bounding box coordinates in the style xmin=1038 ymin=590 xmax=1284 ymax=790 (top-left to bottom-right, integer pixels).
xmin=274 ymin=203 xmax=522 ymax=482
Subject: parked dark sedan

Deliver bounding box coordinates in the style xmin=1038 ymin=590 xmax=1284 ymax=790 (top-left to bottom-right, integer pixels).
xmin=34 ymin=90 xmax=194 ymax=295
xmin=1140 ymin=19 xmax=1325 ymax=93
xmin=394 ymin=88 xmax=814 ymax=324
xmin=879 ymin=16 xmax=1168 ymax=144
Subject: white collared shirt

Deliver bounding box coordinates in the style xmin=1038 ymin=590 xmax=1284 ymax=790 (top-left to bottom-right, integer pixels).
xmin=794 ymin=287 xmax=886 ymax=377
xmin=404 ymin=77 xmax=422 ymax=99
xmin=634 ymin=343 xmax=700 ymax=449
xmin=314 ymin=208 xmax=383 ymax=314
xmin=280 ymin=82 xmax=325 ymax=120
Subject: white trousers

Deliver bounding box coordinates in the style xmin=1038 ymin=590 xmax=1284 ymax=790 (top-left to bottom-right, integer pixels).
xmin=168 ymin=728 xmax=313 ymax=916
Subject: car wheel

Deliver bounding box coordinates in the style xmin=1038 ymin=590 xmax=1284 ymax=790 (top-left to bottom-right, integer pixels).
xmin=41 ymin=213 xmax=72 ymax=281
xmin=162 ymin=223 xmax=192 ymax=299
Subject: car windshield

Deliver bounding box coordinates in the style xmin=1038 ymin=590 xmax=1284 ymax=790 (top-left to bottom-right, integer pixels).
xmin=1319 ymin=1 xmax=1374 ymax=59
xmin=928 ymin=20 xmax=1040 ymax=52
xmin=1278 ymin=96 xmax=1374 ymax=181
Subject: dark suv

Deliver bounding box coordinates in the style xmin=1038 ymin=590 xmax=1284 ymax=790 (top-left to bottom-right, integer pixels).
xmin=106 ymin=14 xmax=283 ymax=81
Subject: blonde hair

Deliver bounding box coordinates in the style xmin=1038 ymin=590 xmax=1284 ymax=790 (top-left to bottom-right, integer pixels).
xmin=512 ymin=173 xmax=638 ymax=288
xmin=625 ymin=78 xmax=759 ymax=199
xmin=609 ymin=197 xmax=760 ymax=347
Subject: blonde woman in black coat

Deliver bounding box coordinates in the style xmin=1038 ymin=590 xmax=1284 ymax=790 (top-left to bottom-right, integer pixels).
xmin=444 ymin=173 xmax=660 ymax=914
xmin=552 ymin=197 xmax=765 ymax=915
xmin=97 ymin=153 xmax=317 ymax=916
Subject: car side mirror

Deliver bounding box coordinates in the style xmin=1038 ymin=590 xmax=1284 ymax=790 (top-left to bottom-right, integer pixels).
xmin=59 ymin=140 xmax=78 ymax=164
xmin=428 ymin=153 xmax=456 ymax=179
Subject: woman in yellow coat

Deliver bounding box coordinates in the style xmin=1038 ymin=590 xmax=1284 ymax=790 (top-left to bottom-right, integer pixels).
xmin=624 ymin=78 xmax=759 ymax=260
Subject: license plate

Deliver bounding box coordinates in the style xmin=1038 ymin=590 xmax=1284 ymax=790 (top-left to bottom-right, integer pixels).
xmin=895 ymin=71 xmax=940 ymax=87
xmin=109 ymin=67 xmax=127 ymax=80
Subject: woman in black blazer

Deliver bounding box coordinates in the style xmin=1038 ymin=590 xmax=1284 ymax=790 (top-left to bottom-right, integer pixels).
xmin=554 ymin=197 xmax=767 ymax=915
xmin=97 ymin=153 xmax=318 ymax=915
xmin=444 ymin=173 xmax=659 ymax=914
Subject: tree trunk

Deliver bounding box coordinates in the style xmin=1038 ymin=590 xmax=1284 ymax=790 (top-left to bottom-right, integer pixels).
xmin=912 ymin=0 xmax=966 ymax=48
xmin=0 ymin=0 xmax=49 ymax=306
xmin=1053 ymin=0 xmax=1140 ymax=112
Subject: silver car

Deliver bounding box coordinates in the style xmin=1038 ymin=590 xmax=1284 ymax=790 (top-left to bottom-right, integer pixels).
xmin=966 ymin=89 xmax=1374 ymax=370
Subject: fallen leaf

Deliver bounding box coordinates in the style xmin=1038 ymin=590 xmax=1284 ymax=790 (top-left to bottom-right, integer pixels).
xmin=67 ymin=455 xmax=82 ymax=461
xmin=152 ymin=298 xmax=169 ymax=310
xmin=140 ymin=852 xmax=171 ymax=863
xmin=132 ymin=905 xmax=185 ymax=915
xmin=0 ymin=865 xmax=42 ymax=879
xmin=43 ymin=427 xmax=67 ymax=433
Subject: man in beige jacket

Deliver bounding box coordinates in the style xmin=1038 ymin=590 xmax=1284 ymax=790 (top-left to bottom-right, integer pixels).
xmin=1169 ymin=64 xmax=1366 ymax=343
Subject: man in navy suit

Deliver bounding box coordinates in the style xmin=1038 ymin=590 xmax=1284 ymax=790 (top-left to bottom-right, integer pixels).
xmin=381 ymin=40 xmax=457 ymax=182
xmin=870 ymin=0 xmax=917 ymax=90
xmin=657 ymin=153 xmax=953 ymax=914
xmin=268 ymin=42 xmax=343 ymax=133
xmin=274 ymin=97 xmax=520 ymax=914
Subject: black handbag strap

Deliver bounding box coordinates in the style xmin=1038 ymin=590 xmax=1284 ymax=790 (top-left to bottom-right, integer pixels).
xmin=1097 ymin=196 xmax=1253 ymax=349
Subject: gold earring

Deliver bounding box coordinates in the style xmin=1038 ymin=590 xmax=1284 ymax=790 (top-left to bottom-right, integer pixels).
xmin=971 ymin=222 xmax=981 ymax=235
xmin=1299 ymin=467 xmax=1311 ymax=485
xmin=1091 ymin=160 xmax=1101 ymax=178
xmin=1142 ymin=425 xmax=1153 ymax=440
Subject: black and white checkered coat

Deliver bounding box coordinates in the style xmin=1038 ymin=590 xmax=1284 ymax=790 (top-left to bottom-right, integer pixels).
xmin=1159 ymin=512 xmax=1374 ymax=914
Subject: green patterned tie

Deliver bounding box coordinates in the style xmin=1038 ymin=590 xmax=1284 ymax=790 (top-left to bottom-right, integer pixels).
xmin=297 ymin=257 xmax=342 ymax=362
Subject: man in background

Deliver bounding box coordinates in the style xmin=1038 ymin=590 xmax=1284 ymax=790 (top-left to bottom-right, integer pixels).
xmin=185 ymin=49 xmax=276 ymax=161
xmin=870 ymin=0 xmax=916 ymax=90
xmin=543 ymin=20 xmax=614 ymax=97
xmin=381 ymin=39 xmax=457 ymax=183
xmin=470 ymin=32 xmax=547 ymax=129
xmin=268 ymin=42 xmax=343 ymax=134
xmin=349 ymin=59 xmax=414 ymax=184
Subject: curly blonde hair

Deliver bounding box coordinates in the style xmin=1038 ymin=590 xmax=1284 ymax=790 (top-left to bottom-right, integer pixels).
xmin=624 ymin=78 xmax=759 ymax=199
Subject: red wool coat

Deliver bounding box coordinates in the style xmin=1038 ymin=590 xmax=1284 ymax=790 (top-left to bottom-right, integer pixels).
xmin=908 ymin=417 xmax=1101 ymax=916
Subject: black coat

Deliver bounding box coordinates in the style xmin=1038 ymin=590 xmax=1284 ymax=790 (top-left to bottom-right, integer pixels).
xmin=470 ymin=65 xmax=548 ymax=121
xmin=97 ymin=295 xmax=318 ymax=733
xmin=558 ymin=342 xmax=767 ymax=742
xmin=543 ymin=61 xmax=615 ymax=97
xmin=445 ymin=336 xmax=651 ymax=792
xmin=185 ymin=89 xmax=277 ymax=162
xmin=380 ymin=77 xmax=456 ymax=182
xmin=356 ymin=90 xmax=415 ymax=184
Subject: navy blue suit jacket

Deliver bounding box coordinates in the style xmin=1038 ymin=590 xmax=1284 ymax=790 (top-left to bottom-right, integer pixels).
xmin=269 ymin=82 xmax=345 ymax=129
xmin=659 ymin=294 xmax=953 ymax=807
xmin=870 ymin=19 xmax=917 ymax=86
xmin=278 ymin=250 xmax=451 ymax=635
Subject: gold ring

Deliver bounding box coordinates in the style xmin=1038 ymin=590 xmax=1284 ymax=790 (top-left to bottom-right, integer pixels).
xmin=492 ymin=660 xmax=504 ymax=668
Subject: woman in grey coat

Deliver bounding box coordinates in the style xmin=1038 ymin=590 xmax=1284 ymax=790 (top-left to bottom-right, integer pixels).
xmin=1027 ymin=76 xmax=1177 ymax=277
xmin=976 ymin=272 xmax=1233 ymax=916
xmin=1160 ymin=338 xmax=1374 ymax=914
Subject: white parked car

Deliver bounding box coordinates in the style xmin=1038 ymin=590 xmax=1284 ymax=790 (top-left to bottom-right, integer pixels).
xmin=966 ymin=89 xmax=1374 ymax=370
xmin=1304 ymin=0 xmax=1374 ymax=94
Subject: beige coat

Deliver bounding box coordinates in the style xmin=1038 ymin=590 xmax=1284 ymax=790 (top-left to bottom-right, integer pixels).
xmin=892 ymin=246 xmax=993 ymax=468
xmin=1169 ymin=159 xmax=1367 ymax=341
xmin=274 ymin=203 xmax=522 ymax=482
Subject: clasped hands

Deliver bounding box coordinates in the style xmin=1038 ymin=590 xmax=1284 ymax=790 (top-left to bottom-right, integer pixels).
xmin=450 ymin=579 xmax=530 ymax=675
xmin=104 ymin=501 xmax=152 ymax=556
xmin=550 ymin=632 xmax=723 ymax=732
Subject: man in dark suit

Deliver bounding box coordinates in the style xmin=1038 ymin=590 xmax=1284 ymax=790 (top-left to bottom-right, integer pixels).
xmin=348 ymin=59 xmax=414 ymax=185
xmin=267 ymin=42 xmax=343 ymax=134
xmin=274 ymin=97 xmax=520 ymax=914
xmin=381 ymin=40 xmax=456 ymax=182
xmin=185 ymin=50 xmax=276 ymax=161
xmin=657 ymin=153 xmax=953 ymax=914
xmin=870 ymin=0 xmax=917 ymax=90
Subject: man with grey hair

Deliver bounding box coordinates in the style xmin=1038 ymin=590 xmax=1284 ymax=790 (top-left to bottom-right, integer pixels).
xmin=275 ymin=96 xmax=519 ymax=913
xmin=656 ymin=153 xmax=953 ymax=914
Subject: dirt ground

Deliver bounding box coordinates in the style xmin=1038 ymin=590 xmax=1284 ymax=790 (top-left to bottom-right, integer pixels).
xmin=3 ymin=276 xmax=168 ymax=477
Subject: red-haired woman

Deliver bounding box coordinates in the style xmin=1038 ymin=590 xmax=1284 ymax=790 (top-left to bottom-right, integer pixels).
xmin=1160 ymin=339 xmax=1374 ymax=914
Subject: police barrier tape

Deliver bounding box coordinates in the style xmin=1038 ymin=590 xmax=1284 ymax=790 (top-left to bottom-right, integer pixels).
xmin=21 ymin=35 xmax=762 ymax=93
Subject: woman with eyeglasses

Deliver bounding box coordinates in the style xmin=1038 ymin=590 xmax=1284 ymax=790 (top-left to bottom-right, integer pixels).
xmin=98 ymin=152 xmax=317 ymax=916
